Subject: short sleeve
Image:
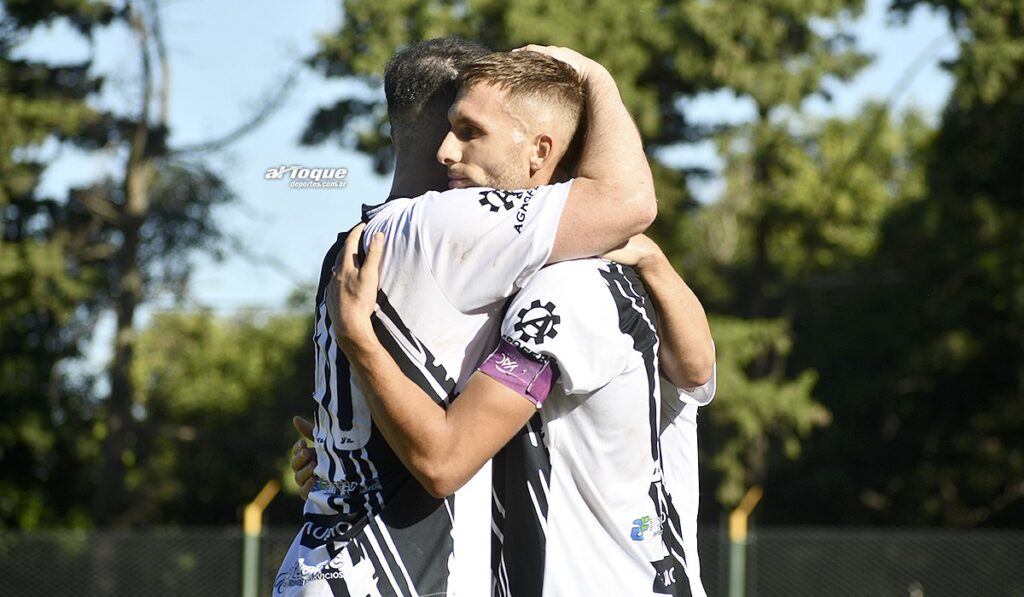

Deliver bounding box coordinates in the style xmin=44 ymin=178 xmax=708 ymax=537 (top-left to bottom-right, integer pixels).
xmin=660 ymin=364 xmax=716 ymax=432
xmin=498 ymin=261 xmax=635 ymax=395
xmin=416 ymin=181 xmax=571 ymax=312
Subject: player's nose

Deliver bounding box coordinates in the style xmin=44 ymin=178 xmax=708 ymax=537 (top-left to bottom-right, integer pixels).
xmin=436 ymin=130 xmax=460 ymax=166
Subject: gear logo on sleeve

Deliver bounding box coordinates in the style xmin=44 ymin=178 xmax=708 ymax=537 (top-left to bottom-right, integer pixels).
xmin=478 ymin=189 xmax=520 ymax=212
xmin=513 ymin=300 xmax=560 ymax=345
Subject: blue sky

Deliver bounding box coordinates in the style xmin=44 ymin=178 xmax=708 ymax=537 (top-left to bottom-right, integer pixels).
xmin=15 ymin=0 xmax=958 ymax=377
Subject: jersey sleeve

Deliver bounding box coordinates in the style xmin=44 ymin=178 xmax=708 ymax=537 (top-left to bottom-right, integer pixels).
xmin=660 ymin=363 xmax=716 ymax=432
xmin=415 ymin=181 xmax=571 ymax=312
xmin=497 ymin=262 xmax=634 ymax=396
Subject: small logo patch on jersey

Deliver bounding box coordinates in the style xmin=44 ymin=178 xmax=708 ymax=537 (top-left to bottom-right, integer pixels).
xmin=478 ymin=189 xmax=521 ymax=212
xmin=630 ymin=514 xmax=664 ymax=541
xmin=513 ymin=300 xmax=560 ymax=345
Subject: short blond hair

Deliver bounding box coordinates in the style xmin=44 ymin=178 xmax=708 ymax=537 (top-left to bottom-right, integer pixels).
xmin=460 ymin=51 xmax=585 ymax=160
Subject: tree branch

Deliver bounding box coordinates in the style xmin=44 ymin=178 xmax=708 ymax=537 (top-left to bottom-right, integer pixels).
xmin=169 ymin=67 xmax=300 ymax=156
xmin=146 ymin=0 xmax=170 ymax=127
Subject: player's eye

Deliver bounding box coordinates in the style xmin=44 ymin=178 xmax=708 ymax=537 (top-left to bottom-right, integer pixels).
xmin=457 ymin=125 xmax=482 ymax=140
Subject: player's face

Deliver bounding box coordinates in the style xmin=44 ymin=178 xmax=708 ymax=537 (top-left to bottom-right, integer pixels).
xmin=436 ymin=83 xmax=536 ymax=190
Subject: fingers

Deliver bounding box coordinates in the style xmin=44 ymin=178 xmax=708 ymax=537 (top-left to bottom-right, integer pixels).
xmin=292 ymin=415 xmax=314 ymax=441
xmin=291 ymin=440 xmax=317 ymax=502
xmin=360 ymin=233 xmax=385 ymax=285
xmin=345 ymin=222 xmax=366 ymax=253
xmin=326 ymin=274 xmax=341 ymax=334
xmin=512 ymin=44 xmax=546 ymax=53
xmin=299 ymin=477 xmax=314 ymax=501
xmin=510 ymin=45 xmax=587 ymax=76
xmin=336 ymin=222 xmax=366 ymax=274
xmin=295 ymin=458 xmax=315 ymax=485
xmin=295 ymin=457 xmax=315 ymax=501
xmin=513 ymin=44 xmax=563 ymax=59
xmin=291 ymin=442 xmax=314 ymax=471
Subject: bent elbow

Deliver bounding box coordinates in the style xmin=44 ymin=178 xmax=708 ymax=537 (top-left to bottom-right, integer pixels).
xmin=689 ymin=361 xmax=715 ymax=389
xmin=423 ymin=480 xmax=457 ymax=499
xmin=686 ymin=353 xmax=716 ymax=389
xmin=414 ymin=459 xmax=462 ymax=499
xmin=422 ymin=481 xmax=451 ymax=500
xmin=640 ymin=194 xmax=658 ymax=229
xmin=421 ymin=474 xmax=463 ymax=499
xmin=629 ymin=187 xmax=657 ymax=234
xmin=667 ymin=353 xmax=715 ymax=390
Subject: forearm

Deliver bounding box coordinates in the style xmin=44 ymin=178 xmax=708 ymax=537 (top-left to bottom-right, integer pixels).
xmin=549 ymin=61 xmax=657 ymax=262
xmin=575 ymin=65 xmax=653 ymax=200
xmin=343 ymin=336 xmax=534 ymax=496
xmin=639 ymin=256 xmax=715 ymax=388
xmin=340 ymin=331 xmax=456 ymax=491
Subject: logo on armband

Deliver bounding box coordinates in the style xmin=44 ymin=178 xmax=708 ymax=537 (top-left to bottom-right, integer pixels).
xmin=513 ymin=300 xmax=560 ymax=345
xmin=495 ymin=353 xmax=519 ymax=374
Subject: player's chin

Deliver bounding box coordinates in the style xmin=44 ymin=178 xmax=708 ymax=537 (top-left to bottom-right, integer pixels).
xmin=448 ymin=177 xmax=477 ymax=189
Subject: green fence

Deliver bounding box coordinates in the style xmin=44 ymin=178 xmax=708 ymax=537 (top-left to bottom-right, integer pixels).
xmin=0 ymin=526 xmax=1021 ymax=596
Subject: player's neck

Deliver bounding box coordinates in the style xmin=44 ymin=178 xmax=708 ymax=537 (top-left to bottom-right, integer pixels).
xmin=389 ymin=155 xmax=446 ymax=200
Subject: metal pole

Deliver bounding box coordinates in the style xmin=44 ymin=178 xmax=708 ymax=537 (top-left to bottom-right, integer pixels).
xmin=242 ymin=479 xmax=281 ymax=597
xmin=728 ymin=486 xmax=763 ymax=597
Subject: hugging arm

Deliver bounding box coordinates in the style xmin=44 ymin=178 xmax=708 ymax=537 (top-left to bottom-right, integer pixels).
xmin=603 ymin=234 xmax=714 ymax=388
xmin=327 ymin=225 xmax=537 ymax=498
xmin=521 ymin=46 xmax=658 ymax=264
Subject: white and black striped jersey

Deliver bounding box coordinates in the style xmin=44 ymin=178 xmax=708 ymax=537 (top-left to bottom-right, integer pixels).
xmin=488 ymin=259 xmax=714 ymax=597
xmin=274 ymin=182 xmax=571 ymax=597
xmin=660 ymin=396 xmax=714 ymax=597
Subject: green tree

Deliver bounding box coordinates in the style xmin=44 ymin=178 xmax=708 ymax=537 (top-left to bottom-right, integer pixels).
xmin=127 ymin=305 xmax=313 ymax=525
xmin=0 ymin=0 xmax=114 ymax=529
xmin=0 ymin=0 xmax=277 ymax=527
xmin=698 ymin=103 xmax=936 ymax=522
xmin=688 ymin=104 xmax=931 ymax=515
xmin=701 ymin=316 xmax=825 ymax=505
xmin=837 ymin=0 xmax=1024 ymax=526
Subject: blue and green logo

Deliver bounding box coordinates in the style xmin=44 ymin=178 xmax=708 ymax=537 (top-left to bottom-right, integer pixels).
xmin=631 ymin=516 xmax=653 ymax=541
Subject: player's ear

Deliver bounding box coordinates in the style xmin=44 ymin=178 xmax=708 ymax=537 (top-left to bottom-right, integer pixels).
xmin=529 ymin=132 xmax=554 ymax=175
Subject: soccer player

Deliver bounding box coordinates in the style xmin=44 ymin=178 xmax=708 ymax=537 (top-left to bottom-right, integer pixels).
xmin=327 ymin=225 xmax=715 ymax=596
xmin=319 ymin=45 xmax=717 ymax=596
xmin=275 ymin=40 xmax=656 ymax=596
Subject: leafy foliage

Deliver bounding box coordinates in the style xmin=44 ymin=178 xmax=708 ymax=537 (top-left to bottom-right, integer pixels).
xmin=127 ymin=309 xmax=312 ymax=525
xmin=3 ymin=0 xmax=1023 ymax=529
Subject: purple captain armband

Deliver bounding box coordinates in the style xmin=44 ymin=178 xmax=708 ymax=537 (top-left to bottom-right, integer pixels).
xmin=477 ymin=339 xmax=558 ymax=407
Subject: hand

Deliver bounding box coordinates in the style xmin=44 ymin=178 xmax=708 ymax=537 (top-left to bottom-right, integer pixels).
xmin=291 ymin=416 xmax=316 ymax=500
xmin=327 ymin=223 xmax=385 ymax=348
xmin=601 ymin=234 xmax=664 ymax=271
xmin=512 ymin=44 xmax=597 ymax=79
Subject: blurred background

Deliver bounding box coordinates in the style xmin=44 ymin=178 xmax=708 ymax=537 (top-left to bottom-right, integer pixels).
xmin=1 ymin=0 xmax=1022 ymax=595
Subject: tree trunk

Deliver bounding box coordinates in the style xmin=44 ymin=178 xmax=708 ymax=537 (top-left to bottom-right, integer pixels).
xmin=95 ymin=156 xmax=153 ymax=525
